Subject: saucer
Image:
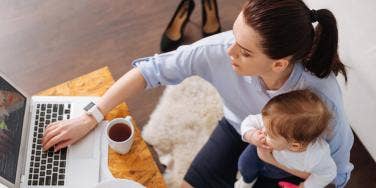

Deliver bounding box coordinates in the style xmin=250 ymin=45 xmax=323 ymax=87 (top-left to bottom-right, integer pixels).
xmin=95 ymin=179 xmax=145 ymax=188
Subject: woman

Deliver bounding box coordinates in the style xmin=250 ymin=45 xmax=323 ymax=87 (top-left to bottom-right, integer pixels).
xmin=42 ymin=0 xmax=353 ymax=187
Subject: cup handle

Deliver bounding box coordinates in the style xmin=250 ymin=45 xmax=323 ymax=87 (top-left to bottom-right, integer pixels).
xmin=124 ymin=116 xmax=133 ymax=126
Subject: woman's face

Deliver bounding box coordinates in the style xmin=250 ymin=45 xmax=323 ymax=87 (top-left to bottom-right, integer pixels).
xmin=227 ymin=12 xmax=275 ymax=76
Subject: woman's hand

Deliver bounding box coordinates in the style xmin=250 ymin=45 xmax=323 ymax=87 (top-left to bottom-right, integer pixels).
xmin=257 ymin=147 xmax=276 ymax=165
xmin=42 ymin=114 xmax=97 ymax=152
xmin=262 ymin=147 xmax=311 ymax=180
xmin=244 ymin=129 xmax=271 ymax=149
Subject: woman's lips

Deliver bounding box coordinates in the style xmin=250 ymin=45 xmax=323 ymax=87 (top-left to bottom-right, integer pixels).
xmin=231 ymin=62 xmax=239 ymax=67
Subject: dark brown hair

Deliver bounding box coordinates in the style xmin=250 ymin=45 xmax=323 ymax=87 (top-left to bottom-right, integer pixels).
xmin=262 ymin=90 xmax=331 ymax=145
xmin=242 ymin=0 xmax=347 ymax=82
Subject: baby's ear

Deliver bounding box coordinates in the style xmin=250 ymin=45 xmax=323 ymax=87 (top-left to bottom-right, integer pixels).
xmin=289 ymin=142 xmax=303 ymax=150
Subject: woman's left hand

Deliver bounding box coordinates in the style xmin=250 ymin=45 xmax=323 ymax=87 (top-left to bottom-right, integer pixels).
xmin=257 ymin=147 xmax=276 ymax=165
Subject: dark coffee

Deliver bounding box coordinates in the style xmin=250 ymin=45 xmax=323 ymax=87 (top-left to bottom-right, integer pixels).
xmin=109 ymin=123 xmax=132 ymax=142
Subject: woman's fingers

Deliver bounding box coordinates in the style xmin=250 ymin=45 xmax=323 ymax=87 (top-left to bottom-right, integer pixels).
xmin=42 ymin=125 xmax=64 ymax=150
xmin=42 ymin=124 xmax=58 ymax=143
xmin=54 ymin=139 xmax=74 ymax=152
xmin=43 ymin=131 xmax=67 ymax=151
xmin=42 ymin=122 xmax=63 ymax=145
xmin=42 ymin=115 xmax=97 ymax=152
xmin=43 ymin=122 xmax=60 ymax=136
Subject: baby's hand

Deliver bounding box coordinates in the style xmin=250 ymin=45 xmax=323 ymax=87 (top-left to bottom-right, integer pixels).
xmin=244 ymin=130 xmax=271 ymax=149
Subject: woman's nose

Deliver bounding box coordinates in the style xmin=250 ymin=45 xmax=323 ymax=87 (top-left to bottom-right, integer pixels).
xmin=227 ymin=43 xmax=239 ymax=59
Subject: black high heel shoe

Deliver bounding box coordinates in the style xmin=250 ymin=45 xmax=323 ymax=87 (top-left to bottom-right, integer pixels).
xmin=160 ymin=0 xmax=195 ymax=52
xmin=201 ymin=0 xmax=221 ymax=37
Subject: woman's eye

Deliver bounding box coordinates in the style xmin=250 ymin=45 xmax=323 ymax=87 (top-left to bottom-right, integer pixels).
xmin=242 ymin=53 xmax=250 ymax=57
xmin=240 ymin=51 xmax=251 ymax=57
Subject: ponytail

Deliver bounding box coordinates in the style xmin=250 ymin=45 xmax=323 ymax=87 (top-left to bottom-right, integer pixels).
xmin=304 ymin=9 xmax=348 ymax=82
xmin=242 ymin=0 xmax=348 ymax=82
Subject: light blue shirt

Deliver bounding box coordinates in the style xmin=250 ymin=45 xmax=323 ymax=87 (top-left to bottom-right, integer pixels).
xmin=132 ymin=31 xmax=354 ymax=187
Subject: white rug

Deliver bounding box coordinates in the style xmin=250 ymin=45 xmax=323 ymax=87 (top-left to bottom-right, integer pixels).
xmin=141 ymin=76 xmax=223 ymax=188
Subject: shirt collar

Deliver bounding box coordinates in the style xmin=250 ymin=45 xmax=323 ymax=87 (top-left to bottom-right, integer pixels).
xmin=248 ymin=62 xmax=304 ymax=94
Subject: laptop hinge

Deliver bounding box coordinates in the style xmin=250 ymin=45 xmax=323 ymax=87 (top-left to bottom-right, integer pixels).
xmin=29 ymin=103 xmax=33 ymax=113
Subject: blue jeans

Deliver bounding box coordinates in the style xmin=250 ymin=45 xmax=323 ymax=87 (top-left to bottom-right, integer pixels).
xmin=184 ymin=118 xmax=248 ymax=188
xmin=238 ymin=144 xmax=296 ymax=183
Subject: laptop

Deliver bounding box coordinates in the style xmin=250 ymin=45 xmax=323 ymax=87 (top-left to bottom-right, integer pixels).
xmin=0 ymin=72 xmax=101 ymax=188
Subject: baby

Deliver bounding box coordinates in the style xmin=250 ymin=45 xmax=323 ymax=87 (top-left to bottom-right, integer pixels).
xmin=238 ymin=89 xmax=336 ymax=188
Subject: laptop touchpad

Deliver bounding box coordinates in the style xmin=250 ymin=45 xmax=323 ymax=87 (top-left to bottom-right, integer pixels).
xmin=69 ymin=130 xmax=95 ymax=159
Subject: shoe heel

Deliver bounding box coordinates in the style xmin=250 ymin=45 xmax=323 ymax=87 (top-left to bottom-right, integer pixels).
xmin=201 ymin=0 xmax=221 ymax=37
xmin=160 ymin=0 xmax=195 ymax=52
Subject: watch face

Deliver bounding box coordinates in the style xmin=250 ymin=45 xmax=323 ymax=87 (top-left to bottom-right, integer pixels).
xmin=84 ymin=102 xmax=95 ymax=111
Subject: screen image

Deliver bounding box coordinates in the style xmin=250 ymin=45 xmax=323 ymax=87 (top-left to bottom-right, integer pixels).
xmin=0 ymin=76 xmax=26 ymax=183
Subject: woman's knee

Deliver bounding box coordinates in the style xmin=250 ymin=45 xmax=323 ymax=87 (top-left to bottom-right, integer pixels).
xmin=238 ymin=145 xmax=258 ymax=166
xmin=238 ymin=145 xmax=260 ymax=183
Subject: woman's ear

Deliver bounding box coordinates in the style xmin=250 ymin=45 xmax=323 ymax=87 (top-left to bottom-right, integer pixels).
xmin=271 ymin=57 xmax=291 ymax=73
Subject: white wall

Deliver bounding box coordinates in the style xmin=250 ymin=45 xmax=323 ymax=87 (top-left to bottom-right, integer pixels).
xmin=304 ymin=0 xmax=376 ymax=160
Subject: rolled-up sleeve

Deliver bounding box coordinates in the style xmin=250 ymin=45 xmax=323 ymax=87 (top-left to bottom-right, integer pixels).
xmin=132 ymin=43 xmax=217 ymax=90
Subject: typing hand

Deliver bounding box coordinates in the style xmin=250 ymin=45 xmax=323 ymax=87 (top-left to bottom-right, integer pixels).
xmin=42 ymin=114 xmax=97 ymax=152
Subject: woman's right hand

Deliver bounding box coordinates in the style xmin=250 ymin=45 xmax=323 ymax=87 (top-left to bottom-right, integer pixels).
xmin=42 ymin=114 xmax=97 ymax=152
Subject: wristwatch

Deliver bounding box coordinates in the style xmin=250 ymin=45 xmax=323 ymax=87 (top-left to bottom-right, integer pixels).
xmin=83 ymin=102 xmax=104 ymax=123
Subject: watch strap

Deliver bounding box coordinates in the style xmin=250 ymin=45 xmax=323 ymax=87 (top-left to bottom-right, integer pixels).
xmin=85 ymin=102 xmax=104 ymax=123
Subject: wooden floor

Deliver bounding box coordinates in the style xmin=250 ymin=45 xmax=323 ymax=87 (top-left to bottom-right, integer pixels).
xmin=0 ymin=0 xmax=374 ymax=187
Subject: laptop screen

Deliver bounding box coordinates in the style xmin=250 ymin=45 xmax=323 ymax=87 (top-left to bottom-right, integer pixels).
xmin=0 ymin=76 xmax=27 ymax=184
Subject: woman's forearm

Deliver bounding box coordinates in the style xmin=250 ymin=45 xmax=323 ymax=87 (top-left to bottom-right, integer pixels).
xmin=272 ymin=160 xmax=310 ymax=180
xmin=97 ymin=68 xmax=147 ymax=115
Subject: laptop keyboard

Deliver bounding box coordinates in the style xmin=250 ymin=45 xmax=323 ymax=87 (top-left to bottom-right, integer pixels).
xmin=27 ymin=103 xmax=71 ymax=186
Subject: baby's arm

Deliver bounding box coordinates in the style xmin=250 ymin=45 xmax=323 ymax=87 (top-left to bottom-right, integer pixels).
xmin=241 ymin=114 xmax=270 ymax=149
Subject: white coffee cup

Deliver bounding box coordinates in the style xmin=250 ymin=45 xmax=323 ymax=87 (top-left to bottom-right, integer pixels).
xmin=105 ymin=116 xmax=135 ymax=154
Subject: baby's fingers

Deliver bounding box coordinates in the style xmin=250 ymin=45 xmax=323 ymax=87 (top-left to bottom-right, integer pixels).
xmin=261 ymin=143 xmax=271 ymax=149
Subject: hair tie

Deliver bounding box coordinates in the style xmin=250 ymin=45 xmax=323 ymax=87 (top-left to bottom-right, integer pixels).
xmin=309 ymin=9 xmax=319 ymax=23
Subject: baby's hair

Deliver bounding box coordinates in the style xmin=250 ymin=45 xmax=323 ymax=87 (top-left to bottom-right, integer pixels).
xmin=262 ymin=89 xmax=331 ymax=145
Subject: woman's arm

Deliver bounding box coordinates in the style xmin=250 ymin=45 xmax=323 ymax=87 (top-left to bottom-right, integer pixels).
xmin=96 ymin=68 xmax=146 ymax=115
xmin=42 ymin=68 xmax=146 ymax=151
xmin=271 ymin=160 xmax=310 ymax=180
xmin=257 ymin=147 xmax=310 ymax=180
